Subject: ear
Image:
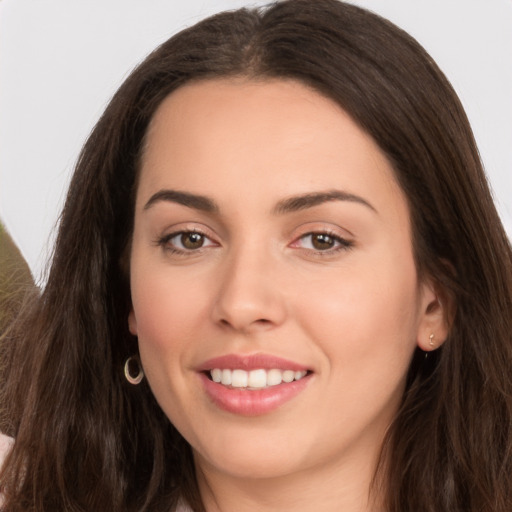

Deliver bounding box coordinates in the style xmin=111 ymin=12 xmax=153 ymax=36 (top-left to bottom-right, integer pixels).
xmin=416 ymin=279 xmax=453 ymax=351
xmin=128 ymin=309 xmax=138 ymax=336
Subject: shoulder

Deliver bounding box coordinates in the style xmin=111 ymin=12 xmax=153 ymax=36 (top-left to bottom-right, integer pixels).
xmin=0 ymin=433 xmax=13 ymax=507
xmin=0 ymin=436 xmax=193 ymax=510
xmin=176 ymin=500 xmax=193 ymax=512
xmin=0 ymin=432 xmax=13 ymax=468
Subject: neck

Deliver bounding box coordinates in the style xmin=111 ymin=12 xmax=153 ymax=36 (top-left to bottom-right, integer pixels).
xmin=194 ymin=443 xmax=386 ymax=512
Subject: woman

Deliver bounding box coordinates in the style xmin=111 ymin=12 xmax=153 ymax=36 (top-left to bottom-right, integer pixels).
xmin=1 ymin=0 xmax=511 ymax=510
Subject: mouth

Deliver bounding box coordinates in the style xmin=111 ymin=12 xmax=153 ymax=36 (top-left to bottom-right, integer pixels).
xmin=206 ymin=368 xmax=310 ymax=389
xmin=198 ymin=354 xmax=313 ymax=416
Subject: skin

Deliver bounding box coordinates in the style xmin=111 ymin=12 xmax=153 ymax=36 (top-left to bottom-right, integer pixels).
xmin=128 ymin=78 xmax=448 ymax=512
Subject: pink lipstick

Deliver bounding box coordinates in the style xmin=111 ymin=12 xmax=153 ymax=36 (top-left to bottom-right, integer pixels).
xmin=197 ymin=354 xmax=312 ymax=416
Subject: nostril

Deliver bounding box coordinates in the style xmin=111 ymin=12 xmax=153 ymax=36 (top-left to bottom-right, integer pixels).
xmin=217 ymin=317 xmax=272 ymax=330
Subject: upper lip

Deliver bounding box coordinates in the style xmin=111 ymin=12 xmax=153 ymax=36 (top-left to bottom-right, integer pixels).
xmin=197 ymin=353 xmax=310 ymax=372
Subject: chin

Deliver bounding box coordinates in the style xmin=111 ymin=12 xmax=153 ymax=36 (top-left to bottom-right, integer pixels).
xmin=190 ymin=427 xmax=312 ymax=480
xmin=195 ymin=448 xmax=305 ymax=481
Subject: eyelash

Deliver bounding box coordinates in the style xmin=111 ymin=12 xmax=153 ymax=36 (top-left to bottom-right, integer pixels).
xmin=155 ymin=229 xmax=216 ymax=255
xmin=155 ymin=229 xmax=354 ymax=256
xmin=293 ymin=231 xmax=354 ymax=255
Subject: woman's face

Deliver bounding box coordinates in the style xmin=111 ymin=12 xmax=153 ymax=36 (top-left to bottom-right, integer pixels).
xmin=129 ymin=79 xmax=442 ymax=482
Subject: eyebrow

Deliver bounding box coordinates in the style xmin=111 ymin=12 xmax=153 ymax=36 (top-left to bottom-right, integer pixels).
xmin=272 ymin=190 xmax=377 ymax=215
xmin=144 ymin=190 xmax=219 ymax=213
xmin=143 ymin=188 xmax=376 ymax=215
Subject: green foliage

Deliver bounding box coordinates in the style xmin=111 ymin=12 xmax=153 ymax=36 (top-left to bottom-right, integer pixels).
xmin=0 ymin=221 xmax=35 ymax=333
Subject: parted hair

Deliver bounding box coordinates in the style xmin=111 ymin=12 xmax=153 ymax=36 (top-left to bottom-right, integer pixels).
xmin=1 ymin=1 xmax=511 ymax=510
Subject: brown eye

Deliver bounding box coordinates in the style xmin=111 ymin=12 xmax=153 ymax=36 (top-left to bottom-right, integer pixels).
xmin=293 ymin=232 xmax=353 ymax=253
xmin=159 ymin=230 xmax=216 ymax=253
xmin=311 ymin=233 xmax=336 ymax=250
xmin=180 ymin=232 xmax=205 ymax=249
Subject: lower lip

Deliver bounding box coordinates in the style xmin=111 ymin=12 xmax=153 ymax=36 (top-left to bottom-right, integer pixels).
xmin=199 ymin=373 xmax=312 ymax=416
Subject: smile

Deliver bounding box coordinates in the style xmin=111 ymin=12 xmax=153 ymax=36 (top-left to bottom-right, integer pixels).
xmin=198 ymin=354 xmax=313 ymax=416
xmin=209 ymin=368 xmax=309 ymax=389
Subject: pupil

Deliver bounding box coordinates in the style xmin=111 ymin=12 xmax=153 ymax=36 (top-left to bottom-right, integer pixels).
xmin=182 ymin=232 xmax=204 ymax=249
xmin=312 ymin=234 xmax=334 ymax=250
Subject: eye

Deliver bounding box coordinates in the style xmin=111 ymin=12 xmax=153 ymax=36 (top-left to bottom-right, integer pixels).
xmin=294 ymin=232 xmax=353 ymax=252
xmin=158 ymin=230 xmax=217 ymax=252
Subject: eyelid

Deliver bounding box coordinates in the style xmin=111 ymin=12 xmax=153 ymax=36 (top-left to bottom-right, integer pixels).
xmin=288 ymin=221 xmax=353 ymax=241
xmin=288 ymin=223 xmax=355 ymax=254
xmin=291 ymin=232 xmax=352 ymax=249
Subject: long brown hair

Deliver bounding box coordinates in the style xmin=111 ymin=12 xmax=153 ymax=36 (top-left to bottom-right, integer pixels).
xmin=2 ymin=1 xmax=511 ymax=510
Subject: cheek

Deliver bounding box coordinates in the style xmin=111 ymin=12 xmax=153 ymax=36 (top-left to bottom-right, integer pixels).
xmin=131 ymin=264 xmax=204 ymax=342
xmin=295 ymin=250 xmax=420 ymax=372
xmin=129 ymin=266 xmax=211 ymax=393
xmin=130 ymin=269 xmax=210 ymax=422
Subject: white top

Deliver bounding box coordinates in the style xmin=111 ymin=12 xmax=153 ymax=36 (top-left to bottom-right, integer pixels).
xmin=0 ymin=433 xmax=13 ymax=508
xmin=0 ymin=432 xmax=12 ymax=469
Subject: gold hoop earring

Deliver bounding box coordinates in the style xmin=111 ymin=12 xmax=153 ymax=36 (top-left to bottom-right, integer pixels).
xmin=429 ymin=333 xmax=435 ymax=348
xmin=124 ymin=355 xmax=144 ymax=385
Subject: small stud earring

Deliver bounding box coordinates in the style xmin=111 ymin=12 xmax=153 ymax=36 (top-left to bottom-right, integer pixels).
xmin=429 ymin=333 xmax=435 ymax=348
xmin=124 ymin=355 xmax=144 ymax=385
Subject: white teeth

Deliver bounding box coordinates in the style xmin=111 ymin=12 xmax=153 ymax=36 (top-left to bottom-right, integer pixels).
xmin=209 ymin=368 xmax=307 ymax=389
xmin=282 ymin=370 xmax=295 ymax=383
xmin=221 ymin=369 xmax=232 ymax=385
xmin=266 ymin=368 xmax=283 ymax=386
xmin=248 ymin=369 xmax=267 ymax=388
xmin=231 ymin=369 xmax=248 ymax=388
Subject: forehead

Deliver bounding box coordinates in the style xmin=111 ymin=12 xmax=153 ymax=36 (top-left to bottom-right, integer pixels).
xmin=137 ymin=78 xmax=405 ymax=219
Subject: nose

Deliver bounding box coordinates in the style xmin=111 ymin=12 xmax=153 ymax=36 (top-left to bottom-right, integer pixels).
xmin=211 ymin=245 xmax=287 ymax=333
